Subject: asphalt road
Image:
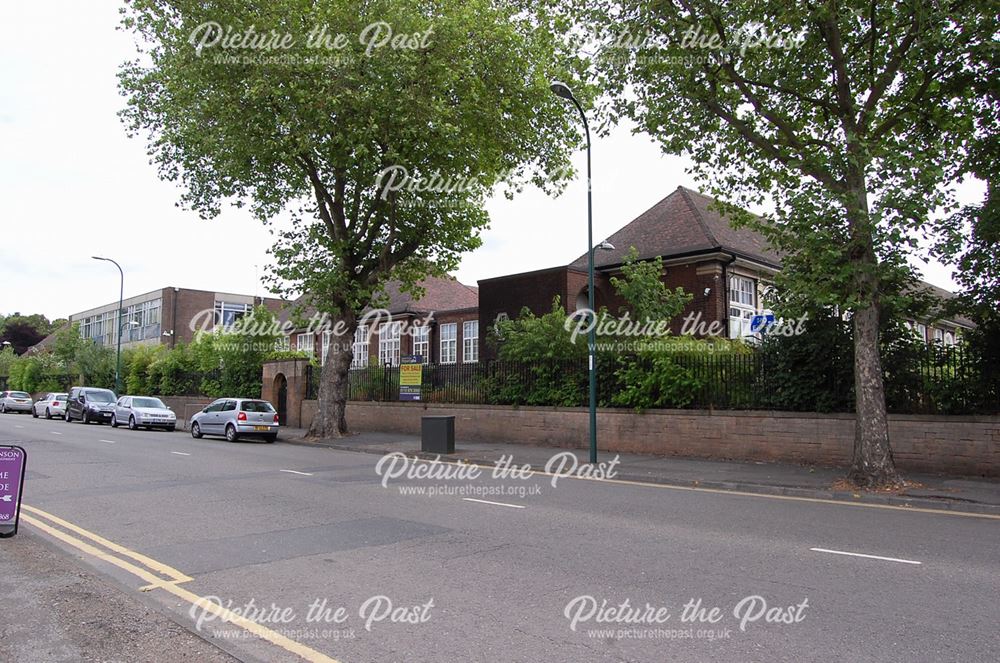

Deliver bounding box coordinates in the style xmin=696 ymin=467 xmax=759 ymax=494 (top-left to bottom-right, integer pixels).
xmin=1 ymin=411 xmax=998 ymax=663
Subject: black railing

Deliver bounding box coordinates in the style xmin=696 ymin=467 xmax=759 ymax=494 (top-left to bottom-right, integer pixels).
xmin=303 ymin=345 xmax=997 ymax=416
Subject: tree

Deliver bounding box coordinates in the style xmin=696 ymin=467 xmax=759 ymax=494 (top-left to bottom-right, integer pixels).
xmin=575 ymin=0 xmax=992 ymax=487
xmin=0 ymin=313 xmax=55 ymax=354
xmin=609 ymin=246 xmax=691 ymax=322
xmin=119 ymin=0 xmax=587 ymax=437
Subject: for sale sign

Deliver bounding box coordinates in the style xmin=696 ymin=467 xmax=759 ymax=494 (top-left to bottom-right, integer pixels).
xmin=399 ymin=355 xmax=423 ymax=401
xmin=0 ymin=445 xmax=26 ymax=538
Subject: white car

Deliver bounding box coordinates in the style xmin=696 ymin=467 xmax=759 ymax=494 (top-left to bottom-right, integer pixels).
xmin=112 ymin=395 xmax=177 ymax=431
xmin=0 ymin=391 xmax=33 ymax=414
xmin=33 ymin=392 xmax=69 ymax=419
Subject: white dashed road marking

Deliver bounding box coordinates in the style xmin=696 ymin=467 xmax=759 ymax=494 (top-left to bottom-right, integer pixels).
xmin=810 ymin=547 xmax=922 ymax=565
xmin=462 ymin=498 xmax=526 ymax=509
xmin=279 ymin=469 xmax=313 ymax=476
xmin=171 ymin=452 xmax=191 ymax=456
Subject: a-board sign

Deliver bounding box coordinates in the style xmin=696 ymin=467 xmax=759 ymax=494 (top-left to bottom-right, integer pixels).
xmin=0 ymin=445 xmax=27 ymax=538
xmin=399 ymin=355 xmax=423 ymax=401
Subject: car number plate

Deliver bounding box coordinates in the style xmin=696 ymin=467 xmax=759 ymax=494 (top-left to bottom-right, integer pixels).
xmin=253 ymin=426 xmax=270 ymax=431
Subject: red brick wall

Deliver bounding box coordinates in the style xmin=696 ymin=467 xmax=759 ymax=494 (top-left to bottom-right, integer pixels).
xmin=335 ymin=402 xmax=1000 ymax=477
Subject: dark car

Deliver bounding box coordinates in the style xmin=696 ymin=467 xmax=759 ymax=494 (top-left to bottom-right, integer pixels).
xmin=65 ymin=387 xmax=118 ymax=424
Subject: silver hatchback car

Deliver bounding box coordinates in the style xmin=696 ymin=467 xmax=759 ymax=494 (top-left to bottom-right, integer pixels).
xmin=0 ymin=391 xmax=33 ymax=414
xmin=190 ymin=398 xmax=279 ymax=443
xmin=113 ymin=396 xmax=177 ymax=431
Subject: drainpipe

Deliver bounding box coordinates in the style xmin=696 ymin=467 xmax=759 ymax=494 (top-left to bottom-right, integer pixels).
xmin=171 ymin=288 xmax=179 ymax=348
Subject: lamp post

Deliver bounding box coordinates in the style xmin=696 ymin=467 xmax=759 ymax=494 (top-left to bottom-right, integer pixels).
xmin=550 ymin=80 xmax=601 ymax=464
xmin=92 ymin=256 xmax=124 ymax=394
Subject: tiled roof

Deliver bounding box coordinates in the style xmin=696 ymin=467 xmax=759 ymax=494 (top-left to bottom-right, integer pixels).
xmin=569 ymin=186 xmax=782 ymax=270
xmin=279 ymin=275 xmax=478 ymax=328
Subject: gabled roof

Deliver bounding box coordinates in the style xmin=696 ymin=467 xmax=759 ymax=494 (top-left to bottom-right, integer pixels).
xmin=569 ymin=186 xmax=782 ymax=270
xmin=279 ymin=275 xmax=478 ymax=328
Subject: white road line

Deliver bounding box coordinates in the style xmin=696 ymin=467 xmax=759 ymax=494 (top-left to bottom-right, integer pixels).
xmin=810 ymin=547 xmax=922 ymax=565
xmin=100 ymin=440 xmax=117 ymax=444
xmin=50 ymin=431 xmax=63 ymax=436
xmin=171 ymin=451 xmax=191 ymax=456
xmin=462 ymin=498 xmax=526 ymax=509
xmin=15 ymin=424 xmax=24 ymax=428
xmin=279 ymin=469 xmax=313 ymax=476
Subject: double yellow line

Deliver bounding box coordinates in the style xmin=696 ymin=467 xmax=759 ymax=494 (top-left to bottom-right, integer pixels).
xmin=22 ymin=504 xmax=342 ymax=663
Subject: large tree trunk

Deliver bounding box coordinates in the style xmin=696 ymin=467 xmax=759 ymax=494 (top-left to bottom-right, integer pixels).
xmin=307 ymin=312 xmax=357 ymax=439
xmin=845 ymin=179 xmax=900 ymax=488
xmin=848 ymin=300 xmax=899 ymax=487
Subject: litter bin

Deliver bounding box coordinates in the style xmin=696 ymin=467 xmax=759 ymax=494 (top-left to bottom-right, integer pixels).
xmin=421 ymin=416 xmax=455 ymax=454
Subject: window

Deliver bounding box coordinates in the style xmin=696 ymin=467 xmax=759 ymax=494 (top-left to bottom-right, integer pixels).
xmin=463 ymin=320 xmax=479 ymax=363
xmin=321 ymin=331 xmax=332 ymax=365
xmin=378 ymin=322 xmax=401 ymax=366
xmin=729 ymin=275 xmax=756 ymax=339
xmin=933 ymin=328 xmax=944 ymax=344
xmin=297 ymin=332 xmax=315 ymax=356
xmin=274 ymin=335 xmax=290 ymax=352
xmin=440 ymin=323 xmax=457 ymax=364
xmin=944 ymin=331 xmax=955 ymax=346
xmin=352 ymin=326 xmax=370 ymax=368
xmin=914 ymin=323 xmax=927 ymax=343
xmin=214 ymin=301 xmax=252 ymax=329
xmin=413 ymin=326 xmax=430 ymax=364
xmin=221 ymin=400 xmax=237 ymax=412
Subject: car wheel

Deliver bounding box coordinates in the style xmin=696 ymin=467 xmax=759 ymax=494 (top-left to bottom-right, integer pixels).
xmin=32 ymin=407 xmax=38 ymax=418
xmin=191 ymin=422 xmax=202 ymax=439
xmin=65 ymin=410 xmax=72 ymax=422
xmin=45 ymin=408 xmax=52 ymax=420
xmin=82 ymin=410 xmax=90 ymax=424
xmin=1 ymin=404 xmax=6 ymax=413
xmin=225 ymin=424 xmax=238 ymax=443
xmin=128 ymin=415 xmax=138 ymax=431
xmin=111 ymin=414 xmax=118 ymax=428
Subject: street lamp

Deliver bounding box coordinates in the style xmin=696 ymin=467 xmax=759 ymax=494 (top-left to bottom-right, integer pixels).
xmin=550 ymin=79 xmax=602 ymax=464
xmin=92 ymin=256 xmax=124 ymax=394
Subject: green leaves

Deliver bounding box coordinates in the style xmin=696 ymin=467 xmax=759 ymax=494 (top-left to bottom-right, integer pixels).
xmin=120 ymin=0 xmax=588 ymax=320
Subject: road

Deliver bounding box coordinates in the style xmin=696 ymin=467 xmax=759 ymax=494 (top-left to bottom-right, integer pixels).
xmin=1 ymin=411 xmax=998 ymax=663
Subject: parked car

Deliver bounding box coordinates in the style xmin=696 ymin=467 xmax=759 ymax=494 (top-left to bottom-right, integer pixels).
xmin=64 ymin=387 xmax=118 ymax=424
xmin=113 ymin=396 xmax=176 ymax=431
xmin=0 ymin=391 xmax=33 ymax=414
xmin=32 ymin=392 xmax=69 ymax=419
xmin=190 ymin=398 xmax=279 ymax=443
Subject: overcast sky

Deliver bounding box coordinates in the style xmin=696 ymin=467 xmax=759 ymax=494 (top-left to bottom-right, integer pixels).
xmin=0 ymin=2 xmax=978 ymax=322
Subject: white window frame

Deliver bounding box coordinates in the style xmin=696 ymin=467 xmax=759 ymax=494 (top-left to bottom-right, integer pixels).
xmin=728 ymin=275 xmax=756 ymax=339
xmin=352 ymin=325 xmax=370 ymax=368
xmin=439 ymin=323 xmax=457 ymax=364
xmin=296 ymin=332 xmax=315 ymax=357
xmin=378 ymin=322 xmax=401 ymax=366
xmin=321 ymin=331 xmax=332 ymax=365
xmin=463 ymin=320 xmax=479 ymax=363
xmin=274 ymin=335 xmax=290 ymax=352
xmin=413 ymin=326 xmax=430 ymax=364
xmin=914 ymin=323 xmax=927 ymax=343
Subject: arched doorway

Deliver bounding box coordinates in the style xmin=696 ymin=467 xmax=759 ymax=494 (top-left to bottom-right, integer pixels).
xmin=274 ymin=374 xmax=288 ymax=426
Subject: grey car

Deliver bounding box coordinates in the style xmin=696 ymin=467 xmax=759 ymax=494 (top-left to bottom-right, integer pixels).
xmin=33 ymin=392 xmax=69 ymax=419
xmin=190 ymin=398 xmax=279 ymax=443
xmin=0 ymin=391 xmax=33 ymax=414
xmin=113 ymin=396 xmax=177 ymax=431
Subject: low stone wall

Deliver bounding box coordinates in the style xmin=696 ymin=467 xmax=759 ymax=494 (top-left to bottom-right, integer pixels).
xmin=159 ymin=395 xmax=214 ymax=430
xmin=302 ymin=400 xmax=1000 ymax=477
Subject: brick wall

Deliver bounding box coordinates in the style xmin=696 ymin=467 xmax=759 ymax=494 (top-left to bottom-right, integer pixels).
xmin=330 ymin=401 xmax=999 ymax=477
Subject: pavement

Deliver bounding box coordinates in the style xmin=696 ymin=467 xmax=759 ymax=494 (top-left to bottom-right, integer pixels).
xmin=279 ymin=428 xmax=1000 ymax=516
xmin=2 ymin=411 xmax=999 ymax=663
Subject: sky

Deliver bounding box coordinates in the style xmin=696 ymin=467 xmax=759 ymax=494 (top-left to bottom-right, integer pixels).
xmin=0 ymin=2 xmax=979 ymax=322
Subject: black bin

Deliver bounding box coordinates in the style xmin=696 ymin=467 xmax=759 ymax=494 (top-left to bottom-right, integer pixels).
xmin=421 ymin=416 xmax=455 ymax=454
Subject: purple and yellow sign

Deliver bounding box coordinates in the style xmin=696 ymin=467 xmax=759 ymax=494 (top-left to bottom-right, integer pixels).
xmin=0 ymin=445 xmax=27 ymax=538
xmin=399 ymin=355 xmax=423 ymax=401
